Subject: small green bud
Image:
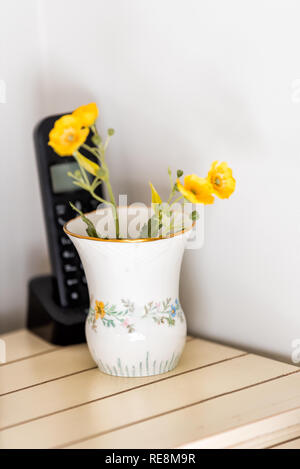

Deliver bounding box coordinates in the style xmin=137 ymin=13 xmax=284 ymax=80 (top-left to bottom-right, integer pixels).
xmin=67 ymin=169 xmax=82 ymax=180
xmin=96 ymin=167 xmax=107 ymax=179
xmin=91 ymin=134 xmax=101 ymax=146
xmin=177 ymin=169 xmax=183 ymax=178
xmin=174 ymin=182 xmax=179 ymax=192
xmin=108 ymin=128 xmax=115 ymax=136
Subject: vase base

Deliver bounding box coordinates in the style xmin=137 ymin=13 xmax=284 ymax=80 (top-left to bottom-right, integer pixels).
xmin=94 ymin=353 xmax=181 ymax=378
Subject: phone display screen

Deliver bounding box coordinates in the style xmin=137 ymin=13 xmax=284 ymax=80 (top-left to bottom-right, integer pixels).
xmin=50 ymin=162 xmax=80 ymax=194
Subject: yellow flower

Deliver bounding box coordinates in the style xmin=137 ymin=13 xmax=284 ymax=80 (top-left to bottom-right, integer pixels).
xmin=207 ymin=161 xmax=236 ymax=199
xmin=73 ymin=103 xmax=99 ymax=128
xmin=48 ymin=115 xmax=89 ymax=156
xmin=95 ymin=300 xmax=105 ymax=320
xmin=76 ymin=153 xmax=100 ymax=177
xmin=176 ymin=174 xmax=214 ymax=204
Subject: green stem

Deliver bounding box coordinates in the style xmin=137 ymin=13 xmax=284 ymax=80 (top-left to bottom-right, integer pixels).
xmin=90 ymin=177 xmax=102 ymax=192
xmin=78 ymin=127 xmax=119 ymax=238
xmin=105 ymin=180 xmax=119 ymax=238
xmin=103 ymin=135 xmax=111 ymax=151
xmin=167 ymin=186 xmax=176 ymax=204
xmin=168 ymin=168 xmax=173 ymax=190
xmin=91 ymin=124 xmax=98 ymax=136
xmin=170 ymin=195 xmax=184 ymax=206
xmin=90 ymin=189 xmax=112 ymax=207
xmin=81 ymin=143 xmax=101 ymax=160
xmin=97 ymin=139 xmax=119 ymax=238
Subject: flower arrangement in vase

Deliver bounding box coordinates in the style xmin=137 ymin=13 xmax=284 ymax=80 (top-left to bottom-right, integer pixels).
xmin=48 ymin=103 xmax=236 ymax=377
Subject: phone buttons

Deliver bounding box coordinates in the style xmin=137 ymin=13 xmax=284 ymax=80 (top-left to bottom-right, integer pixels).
xmin=69 ymin=291 xmax=80 ymax=302
xmin=60 ymin=236 xmax=71 ymax=246
xmin=55 ymin=204 xmax=67 ymax=216
xmin=73 ymin=200 xmax=83 ymax=211
xmin=57 ymin=216 xmax=67 ymax=227
xmin=66 ymin=278 xmax=79 ymax=287
xmin=64 ymin=263 xmax=77 ymax=273
xmin=62 ymin=250 xmax=76 ymax=259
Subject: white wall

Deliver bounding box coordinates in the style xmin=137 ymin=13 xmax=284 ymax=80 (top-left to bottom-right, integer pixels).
xmin=0 ymin=0 xmax=50 ymax=332
xmin=0 ymin=0 xmax=299 ymax=362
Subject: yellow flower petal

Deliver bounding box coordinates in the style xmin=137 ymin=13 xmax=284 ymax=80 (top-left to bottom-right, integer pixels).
xmin=48 ymin=114 xmax=89 ymax=156
xmin=76 ymin=153 xmax=100 ymax=177
xmin=149 ymin=182 xmax=162 ymax=205
xmin=207 ymin=161 xmax=236 ymax=199
xmin=177 ymin=175 xmax=214 ymax=205
xmin=73 ymin=103 xmax=99 ymax=128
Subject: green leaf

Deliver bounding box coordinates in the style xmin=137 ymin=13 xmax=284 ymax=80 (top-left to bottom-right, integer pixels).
xmin=190 ymin=210 xmax=200 ymax=221
xmin=140 ymin=215 xmax=159 ymax=238
xmin=69 ymin=202 xmax=99 ymax=238
xmin=177 ymin=169 xmax=183 ymax=178
xmin=160 ymin=203 xmax=171 ymax=218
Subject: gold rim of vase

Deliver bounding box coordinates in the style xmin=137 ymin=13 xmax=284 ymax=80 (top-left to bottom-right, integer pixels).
xmin=63 ymin=208 xmax=195 ymax=243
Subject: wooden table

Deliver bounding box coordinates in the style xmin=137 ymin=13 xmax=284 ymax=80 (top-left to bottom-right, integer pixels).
xmin=0 ymin=329 xmax=300 ymax=449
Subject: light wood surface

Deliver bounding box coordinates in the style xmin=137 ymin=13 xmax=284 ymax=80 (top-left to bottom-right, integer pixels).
xmin=0 ymin=329 xmax=55 ymax=364
xmin=0 ymin=329 xmax=299 ymax=449
xmin=273 ymin=437 xmax=300 ymax=449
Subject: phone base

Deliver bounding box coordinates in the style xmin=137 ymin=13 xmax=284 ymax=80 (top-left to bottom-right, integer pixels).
xmin=27 ymin=275 xmax=88 ymax=345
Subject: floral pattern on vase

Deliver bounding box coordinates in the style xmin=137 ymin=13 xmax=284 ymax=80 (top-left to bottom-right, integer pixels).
xmin=87 ymin=297 xmax=184 ymax=334
xmin=143 ymin=298 xmax=184 ymax=326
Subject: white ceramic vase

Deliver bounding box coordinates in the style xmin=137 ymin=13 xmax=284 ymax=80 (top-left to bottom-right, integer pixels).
xmin=65 ymin=207 xmax=190 ymax=377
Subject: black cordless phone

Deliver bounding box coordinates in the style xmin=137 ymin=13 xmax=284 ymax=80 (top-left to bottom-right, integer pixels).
xmin=34 ymin=114 xmax=103 ymax=309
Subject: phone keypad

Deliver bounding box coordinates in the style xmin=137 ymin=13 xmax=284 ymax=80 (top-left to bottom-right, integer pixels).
xmin=66 ymin=278 xmax=79 ymax=287
xmin=64 ymin=263 xmax=77 ymax=273
xmin=62 ymin=249 xmax=76 ymax=259
xmin=55 ymin=204 xmax=67 ymax=216
xmin=56 ymin=197 xmax=98 ymax=307
xmin=60 ymin=236 xmax=72 ymax=246
xmin=73 ymin=200 xmax=83 ymax=211
xmin=57 ymin=216 xmax=68 ymax=227
xmin=69 ymin=290 xmax=80 ymax=303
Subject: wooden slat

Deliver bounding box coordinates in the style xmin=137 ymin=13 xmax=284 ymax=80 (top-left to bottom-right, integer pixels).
xmin=0 ymin=354 xmax=296 ymax=449
xmin=70 ymin=373 xmax=300 ymax=449
xmin=272 ymin=436 xmax=300 ymax=449
xmin=190 ymin=407 xmax=300 ymax=449
xmin=0 ymin=338 xmax=242 ymax=429
xmin=0 ymin=329 xmax=55 ymax=364
xmin=66 ymin=370 xmax=300 ymax=449
xmin=0 ymin=344 xmax=95 ymax=395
